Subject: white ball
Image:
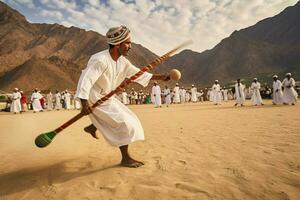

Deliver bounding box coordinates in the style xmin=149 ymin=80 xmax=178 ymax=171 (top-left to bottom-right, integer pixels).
xmin=169 ymin=69 xmax=181 ymax=81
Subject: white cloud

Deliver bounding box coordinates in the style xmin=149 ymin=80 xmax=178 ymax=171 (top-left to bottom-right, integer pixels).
xmin=4 ymin=0 xmax=299 ymax=54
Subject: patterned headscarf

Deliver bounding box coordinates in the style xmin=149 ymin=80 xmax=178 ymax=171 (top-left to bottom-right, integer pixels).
xmin=106 ymin=25 xmax=131 ymax=45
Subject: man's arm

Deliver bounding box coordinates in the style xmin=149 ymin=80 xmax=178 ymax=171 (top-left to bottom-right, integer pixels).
xmin=80 ymin=99 xmax=93 ymax=115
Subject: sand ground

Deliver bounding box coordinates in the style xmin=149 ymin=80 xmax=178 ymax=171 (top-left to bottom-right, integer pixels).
xmin=0 ymin=100 xmax=299 ymax=200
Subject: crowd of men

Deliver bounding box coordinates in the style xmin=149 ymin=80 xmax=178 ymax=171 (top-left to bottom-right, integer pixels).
xmin=4 ymin=72 xmax=299 ymax=114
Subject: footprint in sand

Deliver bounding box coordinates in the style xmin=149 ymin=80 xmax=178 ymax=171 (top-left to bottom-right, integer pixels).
xmin=152 ymin=156 xmax=167 ymax=171
xmin=175 ymin=160 xmax=187 ymax=166
xmin=224 ymin=167 xmax=246 ymax=180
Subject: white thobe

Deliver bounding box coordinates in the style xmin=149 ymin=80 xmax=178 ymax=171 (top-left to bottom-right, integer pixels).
xmin=64 ymin=92 xmax=71 ymax=109
xmin=282 ymin=78 xmax=297 ymax=104
xmin=152 ymin=85 xmax=162 ymax=107
xmin=222 ymin=89 xmax=228 ymax=101
xmin=212 ymin=84 xmax=222 ymax=104
xmin=31 ymin=92 xmax=43 ymax=112
xmin=272 ymin=80 xmax=283 ymax=104
xmin=163 ymin=88 xmax=171 ymax=105
xmin=173 ymin=86 xmax=180 ymax=103
xmin=235 ymin=83 xmax=245 ymax=104
xmin=54 ymin=93 xmax=62 ymax=110
xmin=191 ymin=87 xmax=197 ymax=102
xmin=10 ymin=92 xmax=21 ymax=113
xmin=122 ymin=92 xmax=128 ymax=104
xmin=180 ymin=89 xmax=186 ymax=103
xmin=46 ymin=93 xmax=53 ymax=110
xmin=251 ymin=82 xmax=263 ymax=105
xmin=76 ymin=50 xmax=152 ymax=146
xmin=74 ymin=97 xmax=81 ymax=109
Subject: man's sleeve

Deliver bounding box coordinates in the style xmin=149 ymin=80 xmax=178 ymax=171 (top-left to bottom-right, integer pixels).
xmin=76 ymin=58 xmax=106 ymax=99
xmin=125 ymin=60 xmax=152 ymax=87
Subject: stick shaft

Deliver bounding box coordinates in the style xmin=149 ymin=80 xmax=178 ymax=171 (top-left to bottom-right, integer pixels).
xmin=53 ymin=40 xmax=192 ymax=134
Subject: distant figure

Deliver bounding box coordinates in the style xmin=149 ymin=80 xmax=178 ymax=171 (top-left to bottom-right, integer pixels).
xmin=46 ymin=91 xmax=53 ymax=110
xmin=173 ymin=83 xmax=180 ymax=104
xmin=190 ymin=84 xmax=197 ymax=103
xmin=179 ymin=86 xmax=186 ymax=103
xmin=31 ymin=88 xmax=43 ymax=112
xmin=272 ymin=75 xmax=283 ymax=105
xmin=234 ymin=79 xmax=245 ymax=106
xmin=54 ymin=90 xmax=62 ymax=110
xmin=282 ymin=73 xmax=297 ymax=105
xmin=121 ymin=89 xmax=128 ymax=105
xmin=74 ymin=97 xmax=81 ymax=110
xmin=10 ymin=88 xmax=22 ymax=114
xmin=163 ymin=85 xmax=171 ymax=107
xmin=250 ymin=78 xmax=263 ymax=106
xmin=212 ymin=80 xmax=222 ymax=105
xmin=222 ymin=87 xmax=228 ymax=102
xmin=152 ymin=82 xmax=162 ymax=108
xmin=64 ymin=90 xmax=71 ymax=110
xmin=198 ymin=90 xmax=204 ymax=102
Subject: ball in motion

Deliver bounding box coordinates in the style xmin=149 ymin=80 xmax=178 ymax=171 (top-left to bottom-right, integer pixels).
xmin=169 ymin=69 xmax=181 ymax=81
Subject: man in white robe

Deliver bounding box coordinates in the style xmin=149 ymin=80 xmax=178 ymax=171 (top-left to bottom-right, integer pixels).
xmin=222 ymin=87 xmax=228 ymax=102
xmin=64 ymin=90 xmax=71 ymax=110
xmin=46 ymin=92 xmax=53 ymax=110
xmin=173 ymin=83 xmax=180 ymax=104
xmin=234 ymin=79 xmax=245 ymax=106
xmin=212 ymin=80 xmax=222 ymax=105
xmin=152 ymin=82 xmax=162 ymax=108
xmin=179 ymin=87 xmax=186 ymax=103
xmin=121 ymin=89 xmax=128 ymax=105
xmin=282 ymin=73 xmax=297 ymax=105
xmin=31 ymin=89 xmax=43 ymax=112
xmin=54 ymin=91 xmax=62 ymax=110
xmin=250 ymin=78 xmax=263 ymax=106
xmin=190 ymin=84 xmax=197 ymax=103
xmin=76 ymin=25 xmax=170 ymax=168
xmin=10 ymin=88 xmax=22 ymax=114
xmin=163 ymin=85 xmax=171 ymax=107
xmin=272 ymin=75 xmax=283 ymax=105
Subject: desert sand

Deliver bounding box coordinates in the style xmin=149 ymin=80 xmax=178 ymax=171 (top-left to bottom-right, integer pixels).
xmin=0 ymin=100 xmax=299 ymax=200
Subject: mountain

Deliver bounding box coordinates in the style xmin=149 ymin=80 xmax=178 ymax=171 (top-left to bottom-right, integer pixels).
xmin=165 ymin=1 xmax=300 ymax=87
xmin=0 ymin=1 xmax=163 ymax=93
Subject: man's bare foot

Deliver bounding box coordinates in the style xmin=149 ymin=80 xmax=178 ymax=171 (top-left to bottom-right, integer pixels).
xmin=84 ymin=124 xmax=99 ymax=139
xmin=120 ymin=158 xmax=144 ymax=168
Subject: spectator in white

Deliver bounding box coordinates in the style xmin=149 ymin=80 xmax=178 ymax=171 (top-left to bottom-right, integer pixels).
xmin=74 ymin=97 xmax=81 ymax=110
xmin=272 ymin=75 xmax=283 ymax=105
xmin=222 ymin=87 xmax=228 ymax=102
xmin=173 ymin=83 xmax=180 ymax=104
xmin=54 ymin=90 xmax=62 ymax=110
xmin=282 ymin=73 xmax=298 ymax=105
xmin=163 ymin=85 xmax=171 ymax=107
xmin=250 ymin=78 xmax=264 ymax=106
xmin=121 ymin=89 xmax=128 ymax=105
xmin=234 ymin=79 xmax=245 ymax=106
xmin=10 ymin=88 xmax=22 ymax=114
xmin=190 ymin=84 xmax=197 ymax=103
xmin=31 ymin=88 xmax=43 ymax=112
xmin=179 ymin=86 xmax=186 ymax=103
xmin=46 ymin=91 xmax=53 ymax=110
xmin=198 ymin=90 xmax=204 ymax=102
xmin=152 ymin=82 xmax=162 ymax=108
xmin=212 ymin=80 xmax=222 ymax=105
xmin=64 ymin=90 xmax=71 ymax=110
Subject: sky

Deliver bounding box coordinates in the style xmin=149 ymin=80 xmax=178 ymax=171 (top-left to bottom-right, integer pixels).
xmin=2 ymin=0 xmax=298 ymax=55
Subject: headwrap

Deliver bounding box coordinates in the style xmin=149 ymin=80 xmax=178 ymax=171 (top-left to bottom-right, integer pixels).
xmin=253 ymin=78 xmax=257 ymax=81
xmin=273 ymin=75 xmax=278 ymax=78
xmin=106 ymin=25 xmax=131 ymax=45
xmin=286 ymin=73 xmax=291 ymax=76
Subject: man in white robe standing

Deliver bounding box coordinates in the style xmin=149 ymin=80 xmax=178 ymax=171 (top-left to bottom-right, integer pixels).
xmin=54 ymin=90 xmax=62 ymax=110
xmin=31 ymin=88 xmax=43 ymax=112
xmin=272 ymin=75 xmax=283 ymax=105
xmin=190 ymin=84 xmax=197 ymax=103
xmin=46 ymin=91 xmax=53 ymax=110
xmin=152 ymin=82 xmax=162 ymax=108
xmin=121 ymin=89 xmax=128 ymax=105
xmin=282 ymin=73 xmax=298 ymax=105
xmin=212 ymin=80 xmax=222 ymax=105
xmin=179 ymin=86 xmax=186 ymax=103
xmin=234 ymin=79 xmax=245 ymax=106
xmin=163 ymin=85 xmax=171 ymax=107
xmin=173 ymin=83 xmax=180 ymax=104
xmin=64 ymin=90 xmax=71 ymax=110
xmin=250 ymin=78 xmax=263 ymax=106
xmin=76 ymin=25 xmax=170 ymax=168
xmin=10 ymin=88 xmax=22 ymax=114
xmin=222 ymin=87 xmax=228 ymax=102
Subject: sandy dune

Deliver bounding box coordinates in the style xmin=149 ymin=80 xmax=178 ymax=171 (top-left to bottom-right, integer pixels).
xmin=0 ymin=100 xmax=299 ymax=200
